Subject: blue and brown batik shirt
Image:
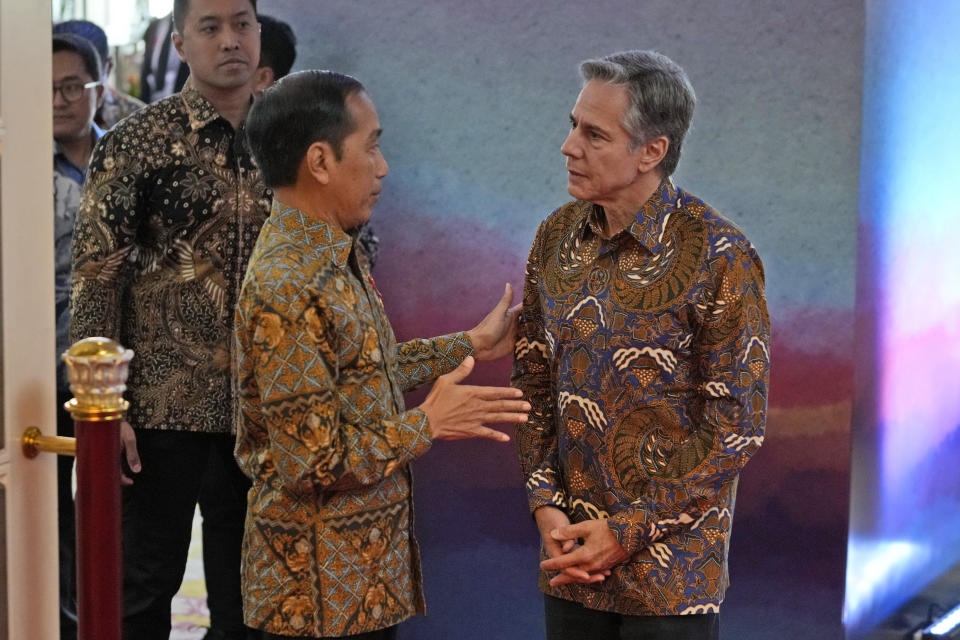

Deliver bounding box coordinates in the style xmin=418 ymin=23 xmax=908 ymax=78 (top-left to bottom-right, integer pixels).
xmin=512 ymin=180 xmax=770 ymax=616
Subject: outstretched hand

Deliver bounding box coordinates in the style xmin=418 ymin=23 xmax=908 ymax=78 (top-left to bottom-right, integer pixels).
xmin=466 ymin=283 xmax=521 ymax=362
xmin=419 ymin=356 xmax=529 ymax=442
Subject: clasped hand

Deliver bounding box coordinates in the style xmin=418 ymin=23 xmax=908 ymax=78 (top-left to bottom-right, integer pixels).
xmin=535 ymin=506 xmax=629 ymax=586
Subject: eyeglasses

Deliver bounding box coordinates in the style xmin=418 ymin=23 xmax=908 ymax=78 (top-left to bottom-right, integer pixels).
xmin=53 ymin=80 xmax=101 ymax=103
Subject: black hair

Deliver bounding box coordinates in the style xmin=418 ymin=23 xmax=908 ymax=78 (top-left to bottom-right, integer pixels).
xmin=52 ymin=33 xmax=103 ymax=82
xmin=246 ymin=70 xmax=364 ymax=188
xmin=257 ymin=15 xmax=297 ymax=79
xmin=173 ymin=0 xmax=258 ymax=33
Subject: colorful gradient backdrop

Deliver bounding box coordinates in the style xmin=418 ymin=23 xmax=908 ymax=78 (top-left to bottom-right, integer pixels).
xmin=264 ymin=1 xmax=863 ymax=637
xmin=845 ymin=0 xmax=960 ymax=636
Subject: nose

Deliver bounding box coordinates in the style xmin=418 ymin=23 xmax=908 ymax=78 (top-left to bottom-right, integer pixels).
xmin=219 ymin=26 xmax=241 ymax=50
xmin=561 ymin=129 xmax=579 ymax=159
xmin=53 ymin=88 xmax=68 ymax=108
xmin=376 ymin=150 xmax=389 ymax=179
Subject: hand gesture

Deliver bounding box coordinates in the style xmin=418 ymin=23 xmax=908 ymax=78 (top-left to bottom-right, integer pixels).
xmin=419 ymin=356 xmax=529 ymax=442
xmin=466 ymin=283 xmax=522 ymax=362
xmin=539 ymin=517 xmax=628 ymax=586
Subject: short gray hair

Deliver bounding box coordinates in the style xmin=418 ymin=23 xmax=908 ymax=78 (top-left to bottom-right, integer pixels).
xmin=580 ymin=50 xmax=695 ymax=176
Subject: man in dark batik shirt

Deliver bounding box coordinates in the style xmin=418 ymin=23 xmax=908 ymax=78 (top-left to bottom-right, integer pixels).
xmin=513 ymin=50 xmax=770 ymax=640
xmin=70 ymin=1 xmax=268 ymax=638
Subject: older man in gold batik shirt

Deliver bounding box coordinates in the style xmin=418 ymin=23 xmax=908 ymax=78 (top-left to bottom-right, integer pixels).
xmin=237 ymin=70 xmax=527 ymax=639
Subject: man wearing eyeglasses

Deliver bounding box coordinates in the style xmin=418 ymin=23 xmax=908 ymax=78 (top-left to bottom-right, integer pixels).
xmin=52 ymin=32 xmax=104 ymax=640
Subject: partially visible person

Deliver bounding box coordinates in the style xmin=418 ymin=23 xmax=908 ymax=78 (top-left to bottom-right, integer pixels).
xmin=250 ymin=14 xmax=296 ymax=95
xmin=513 ymin=50 xmax=770 ymax=640
xmin=236 ymin=69 xmax=528 ymax=639
xmin=52 ymin=32 xmax=105 ymax=640
xmin=139 ymin=11 xmax=189 ymax=103
xmin=70 ymin=0 xmax=268 ymax=638
xmin=53 ymin=19 xmax=145 ymax=128
xmin=193 ymin=13 xmax=296 ymax=639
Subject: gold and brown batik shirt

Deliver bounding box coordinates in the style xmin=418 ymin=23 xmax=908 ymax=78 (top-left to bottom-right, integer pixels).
xmin=513 ymin=180 xmax=770 ymax=616
xmin=70 ymin=79 xmax=270 ymax=433
xmin=235 ymin=201 xmax=473 ymax=637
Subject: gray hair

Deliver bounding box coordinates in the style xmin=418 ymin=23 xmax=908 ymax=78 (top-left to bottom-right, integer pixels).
xmin=579 ymin=50 xmax=695 ymax=176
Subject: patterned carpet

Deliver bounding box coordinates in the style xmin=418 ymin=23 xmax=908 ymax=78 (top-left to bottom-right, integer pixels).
xmin=170 ymin=507 xmax=209 ymax=640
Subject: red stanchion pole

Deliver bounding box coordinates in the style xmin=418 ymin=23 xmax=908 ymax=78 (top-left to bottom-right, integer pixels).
xmin=75 ymin=416 xmax=122 ymax=640
xmin=63 ymin=338 xmax=134 ymax=640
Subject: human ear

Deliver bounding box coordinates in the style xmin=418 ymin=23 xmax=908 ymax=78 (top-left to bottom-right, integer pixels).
xmin=172 ymin=32 xmax=185 ymax=60
xmin=305 ymin=141 xmax=334 ymax=185
xmin=252 ymin=67 xmax=275 ymax=95
xmin=637 ymin=136 xmax=669 ymax=173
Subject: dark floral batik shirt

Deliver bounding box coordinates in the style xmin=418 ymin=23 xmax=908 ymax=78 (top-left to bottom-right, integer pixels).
xmin=70 ymin=79 xmax=271 ymax=433
xmin=513 ymin=180 xmax=770 ymax=616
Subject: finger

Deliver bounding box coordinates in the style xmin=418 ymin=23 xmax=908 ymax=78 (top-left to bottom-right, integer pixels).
xmin=541 ymin=546 xmax=588 ymax=571
xmin=507 ymin=303 xmax=522 ymax=319
xmin=477 ymin=398 xmax=531 ymax=412
xmin=121 ymin=473 xmax=134 ymax=486
xmin=468 ymin=427 xmax=510 ymax=443
xmin=444 ymin=356 xmax=475 ymax=384
xmin=480 ymin=411 xmax=528 ymax=425
xmin=551 ymin=521 xmax=589 ymax=541
xmin=543 ymin=539 xmax=564 ymax=558
xmin=560 ymin=538 xmax=576 ymax=553
xmin=122 ymin=424 xmax=142 ymax=474
xmin=496 ymin=282 xmax=514 ymax=311
xmin=550 ymin=570 xmax=606 ymax=587
xmin=472 ymin=385 xmax=525 ymax=400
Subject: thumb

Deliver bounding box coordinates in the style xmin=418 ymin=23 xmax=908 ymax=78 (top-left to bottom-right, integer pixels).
xmin=496 ymin=283 xmax=514 ymax=311
xmin=446 ymin=355 xmax=475 ymax=384
xmin=551 ymin=522 xmax=582 ymax=541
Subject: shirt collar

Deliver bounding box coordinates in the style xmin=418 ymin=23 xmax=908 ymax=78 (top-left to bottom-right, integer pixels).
xmin=179 ymin=77 xmax=225 ymax=131
xmin=584 ymin=179 xmax=680 ymax=252
xmin=270 ymin=200 xmax=354 ymax=267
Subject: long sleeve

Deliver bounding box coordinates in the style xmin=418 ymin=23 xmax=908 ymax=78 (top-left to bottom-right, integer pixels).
xmin=512 ymin=222 xmax=566 ymax=513
xmin=606 ymin=243 xmax=770 ymax=554
xmin=394 ymin=332 xmax=473 ymax=392
xmin=235 ymin=275 xmax=433 ymax=496
xmin=69 ymin=131 xmax=139 ymax=344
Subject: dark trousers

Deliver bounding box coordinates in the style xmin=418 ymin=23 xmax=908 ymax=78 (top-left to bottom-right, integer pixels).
xmin=122 ymin=429 xmax=250 ymax=640
xmin=199 ymin=446 xmax=253 ymax=638
xmin=56 ymin=391 xmax=77 ymax=640
xmin=264 ymin=627 xmax=396 ymax=640
xmin=544 ymin=594 xmax=720 ymax=640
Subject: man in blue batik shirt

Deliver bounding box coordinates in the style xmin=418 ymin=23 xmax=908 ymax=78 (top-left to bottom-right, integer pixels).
xmin=513 ymin=50 xmax=770 ymax=640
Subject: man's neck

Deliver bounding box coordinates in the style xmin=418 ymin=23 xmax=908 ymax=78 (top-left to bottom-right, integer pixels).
xmin=198 ymin=84 xmax=252 ymax=129
xmin=56 ymin=128 xmax=94 ymax=171
xmin=597 ymin=172 xmax=664 ymax=239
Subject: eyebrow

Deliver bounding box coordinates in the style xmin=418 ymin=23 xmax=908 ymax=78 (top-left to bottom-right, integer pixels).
xmin=569 ymin=113 xmax=611 ymax=138
xmin=54 ymin=75 xmax=85 ymax=84
xmin=197 ymin=10 xmax=253 ymax=23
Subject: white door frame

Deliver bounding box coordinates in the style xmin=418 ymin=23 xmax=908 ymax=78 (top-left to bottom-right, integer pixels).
xmin=1 ymin=1 xmax=60 ymax=639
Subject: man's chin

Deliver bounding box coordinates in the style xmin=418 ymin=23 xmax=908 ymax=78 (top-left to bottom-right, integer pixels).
xmin=567 ymin=183 xmax=585 ymax=201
